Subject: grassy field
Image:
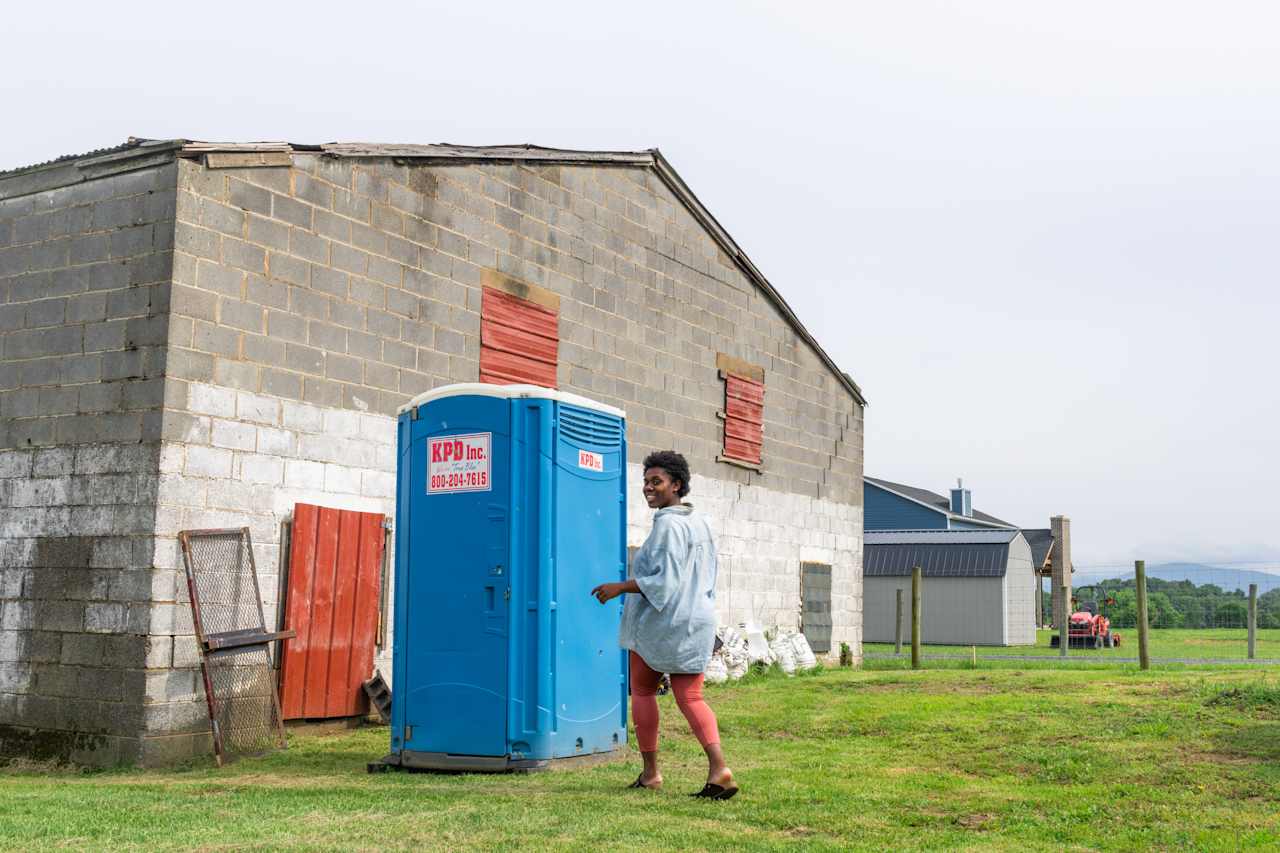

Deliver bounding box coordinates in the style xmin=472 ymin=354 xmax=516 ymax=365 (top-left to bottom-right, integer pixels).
xmin=865 ymin=628 xmax=1280 ymax=662
xmin=3 ymin=666 xmax=1279 ymax=851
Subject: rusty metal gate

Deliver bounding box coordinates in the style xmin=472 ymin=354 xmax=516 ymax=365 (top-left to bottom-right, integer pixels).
xmin=179 ymin=527 xmax=294 ymax=766
xmin=278 ymin=504 xmax=386 ymax=720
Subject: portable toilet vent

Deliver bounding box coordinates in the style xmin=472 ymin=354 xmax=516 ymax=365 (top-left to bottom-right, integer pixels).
xmin=385 ymin=383 xmax=628 ymax=771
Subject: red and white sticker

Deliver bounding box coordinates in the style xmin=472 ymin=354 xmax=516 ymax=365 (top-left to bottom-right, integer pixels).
xmin=578 ymin=449 xmax=604 ymax=472
xmin=428 ymin=433 xmax=492 ymax=493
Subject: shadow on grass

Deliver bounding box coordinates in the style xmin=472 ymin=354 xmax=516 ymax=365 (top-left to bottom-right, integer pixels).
xmin=1212 ymin=722 xmax=1280 ymax=763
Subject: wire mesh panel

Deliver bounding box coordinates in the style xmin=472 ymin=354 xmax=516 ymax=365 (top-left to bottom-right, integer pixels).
xmin=205 ymin=646 xmax=283 ymax=757
xmin=184 ymin=530 xmax=270 ymax=637
xmin=179 ymin=527 xmax=292 ymax=766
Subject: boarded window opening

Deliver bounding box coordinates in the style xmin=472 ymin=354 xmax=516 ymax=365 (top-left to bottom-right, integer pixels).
xmin=479 ymin=272 xmax=560 ymax=388
xmin=715 ymin=353 xmax=765 ymax=468
xmin=801 ymin=562 xmax=833 ymax=654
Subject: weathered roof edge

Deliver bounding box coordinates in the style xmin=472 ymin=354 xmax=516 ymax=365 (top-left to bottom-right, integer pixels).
xmin=0 ymin=138 xmax=184 ymax=200
xmin=0 ymin=139 xmax=866 ymax=405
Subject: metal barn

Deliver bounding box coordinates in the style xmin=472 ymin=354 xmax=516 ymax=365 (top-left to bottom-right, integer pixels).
xmin=863 ymin=529 xmax=1036 ymax=646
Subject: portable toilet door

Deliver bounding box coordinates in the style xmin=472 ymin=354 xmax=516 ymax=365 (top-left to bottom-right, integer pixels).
xmin=393 ymin=389 xmax=512 ymax=764
xmin=388 ymin=383 xmax=627 ymax=771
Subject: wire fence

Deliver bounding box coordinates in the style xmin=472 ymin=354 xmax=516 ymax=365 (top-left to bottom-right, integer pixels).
xmin=862 ymin=563 xmax=1277 ymax=667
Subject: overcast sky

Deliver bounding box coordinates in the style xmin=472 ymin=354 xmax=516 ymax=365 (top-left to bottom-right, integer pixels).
xmin=4 ymin=1 xmax=1277 ymax=570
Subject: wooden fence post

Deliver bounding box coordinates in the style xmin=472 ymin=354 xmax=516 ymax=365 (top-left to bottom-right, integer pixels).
xmin=1135 ymin=560 xmax=1150 ymax=670
xmin=894 ymin=588 xmax=903 ymax=655
xmin=1248 ymin=583 xmax=1258 ymax=660
xmin=1059 ymin=584 xmax=1068 ymax=658
xmin=911 ymin=566 xmax=922 ymax=670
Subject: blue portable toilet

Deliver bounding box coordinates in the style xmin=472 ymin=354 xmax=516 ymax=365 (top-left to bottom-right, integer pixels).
xmin=385 ymin=383 xmax=628 ymax=770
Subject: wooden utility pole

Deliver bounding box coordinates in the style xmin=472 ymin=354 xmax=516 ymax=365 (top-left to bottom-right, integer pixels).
xmin=1248 ymin=583 xmax=1258 ymax=660
xmin=1135 ymin=560 xmax=1150 ymax=670
xmin=911 ymin=566 xmax=922 ymax=670
xmin=894 ymin=588 xmax=904 ymax=655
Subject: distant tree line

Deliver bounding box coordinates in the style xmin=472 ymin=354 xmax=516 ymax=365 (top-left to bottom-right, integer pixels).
xmin=1040 ymin=577 xmax=1277 ymax=629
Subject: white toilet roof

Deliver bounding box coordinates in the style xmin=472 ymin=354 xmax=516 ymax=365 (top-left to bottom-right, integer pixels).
xmin=397 ymin=383 xmax=626 ymax=419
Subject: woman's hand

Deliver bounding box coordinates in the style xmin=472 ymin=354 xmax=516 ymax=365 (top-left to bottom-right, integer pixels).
xmin=592 ymin=582 xmax=624 ymax=603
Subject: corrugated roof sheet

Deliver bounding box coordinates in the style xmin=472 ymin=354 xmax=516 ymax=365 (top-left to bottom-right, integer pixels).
xmin=0 ymin=138 xmax=149 ymax=179
xmin=864 ymin=529 xmax=1019 ymax=578
xmin=864 ymin=476 xmax=1016 ymax=528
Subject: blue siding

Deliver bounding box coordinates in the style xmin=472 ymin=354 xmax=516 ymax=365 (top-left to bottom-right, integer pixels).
xmin=864 ymin=483 xmax=948 ymax=530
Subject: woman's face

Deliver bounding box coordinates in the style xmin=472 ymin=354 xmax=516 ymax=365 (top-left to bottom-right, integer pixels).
xmin=642 ymin=467 xmax=683 ymax=509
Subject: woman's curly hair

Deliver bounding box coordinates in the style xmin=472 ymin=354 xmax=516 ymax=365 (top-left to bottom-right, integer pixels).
xmin=642 ymin=450 xmax=691 ymax=498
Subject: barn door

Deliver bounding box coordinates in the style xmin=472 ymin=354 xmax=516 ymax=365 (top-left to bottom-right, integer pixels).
xmin=279 ymin=503 xmax=386 ymax=720
xmin=801 ymin=562 xmax=833 ymax=654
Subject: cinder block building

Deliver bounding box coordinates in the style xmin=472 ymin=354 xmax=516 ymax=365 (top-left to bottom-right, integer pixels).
xmin=0 ymin=139 xmax=866 ymax=765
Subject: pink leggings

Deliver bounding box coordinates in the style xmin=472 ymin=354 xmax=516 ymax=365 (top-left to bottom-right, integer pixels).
xmin=629 ymin=651 xmax=720 ymax=753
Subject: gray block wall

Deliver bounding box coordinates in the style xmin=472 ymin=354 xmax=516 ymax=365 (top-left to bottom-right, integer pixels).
xmin=0 ymin=159 xmax=180 ymax=765
xmin=1 ymin=143 xmax=865 ymax=765
xmin=166 ymin=155 xmax=862 ymax=503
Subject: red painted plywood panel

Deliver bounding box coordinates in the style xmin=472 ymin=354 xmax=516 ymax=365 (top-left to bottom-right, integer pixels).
xmin=723 ymin=374 xmax=765 ymax=465
xmin=323 ymin=510 xmax=361 ymax=717
xmin=481 ymin=317 xmax=559 ymax=364
xmin=480 ymin=348 xmax=559 ymax=388
xmin=725 ymin=435 xmax=763 ymax=463
xmin=725 ymin=417 xmax=763 ymax=445
xmin=482 ymin=288 xmax=558 ymax=339
xmin=346 ymin=513 xmax=384 ymax=716
xmin=279 ymin=503 xmax=318 ymax=719
xmin=480 ymin=287 xmax=558 ymax=388
xmin=725 ymin=394 xmax=764 ymax=425
xmin=302 ymin=507 xmax=340 ymax=718
xmin=280 ymin=503 xmax=386 ymax=720
xmin=725 ymin=375 xmax=764 ymax=405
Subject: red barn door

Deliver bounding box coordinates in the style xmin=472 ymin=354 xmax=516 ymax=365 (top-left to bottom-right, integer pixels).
xmin=279 ymin=503 xmax=385 ymax=720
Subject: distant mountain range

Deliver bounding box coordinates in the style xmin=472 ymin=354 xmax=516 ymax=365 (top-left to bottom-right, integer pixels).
xmin=1073 ymin=563 xmax=1280 ymax=595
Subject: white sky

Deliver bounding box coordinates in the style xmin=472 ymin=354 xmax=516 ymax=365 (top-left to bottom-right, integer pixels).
xmin=4 ymin=1 xmax=1277 ymax=569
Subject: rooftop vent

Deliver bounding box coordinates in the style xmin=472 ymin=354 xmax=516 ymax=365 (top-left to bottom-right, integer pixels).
xmin=950 ymin=478 xmax=972 ymax=517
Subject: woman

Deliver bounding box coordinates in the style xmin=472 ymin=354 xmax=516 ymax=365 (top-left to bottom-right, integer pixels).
xmin=591 ymin=450 xmax=737 ymax=800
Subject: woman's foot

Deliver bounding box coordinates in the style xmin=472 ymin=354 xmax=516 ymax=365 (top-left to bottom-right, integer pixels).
xmin=627 ymin=772 xmax=663 ymax=790
xmin=691 ymin=767 xmax=738 ymax=800
xmin=708 ymin=767 xmax=734 ymax=788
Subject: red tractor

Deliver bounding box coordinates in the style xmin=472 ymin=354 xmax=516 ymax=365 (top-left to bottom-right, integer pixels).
xmin=1050 ymin=599 xmax=1121 ymax=649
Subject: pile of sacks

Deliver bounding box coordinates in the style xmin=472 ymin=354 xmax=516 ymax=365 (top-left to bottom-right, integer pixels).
xmin=704 ymin=623 xmax=819 ymax=683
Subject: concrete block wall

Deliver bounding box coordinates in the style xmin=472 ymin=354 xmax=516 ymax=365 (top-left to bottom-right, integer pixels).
xmin=164 ymin=152 xmax=863 ymax=679
xmin=149 ymin=382 xmax=396 ymax=762
xmin=1 ymin=145 xmax=863 ymax=764
xmin=168 ymin=154 xmax=862 ymax=500
xmin=0 ymin=162 xmax=178 ymax=764
xmin=626 ymin=464 xmax=861 ymax=650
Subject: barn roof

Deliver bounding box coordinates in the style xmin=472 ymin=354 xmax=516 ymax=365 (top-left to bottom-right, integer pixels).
xmin=864 ymin=529 xmax=1026 ymax=578
xmin=864 ymin=476 xmax=1016 ymax=528
xmin=0 ymin=138 xmax=867 ymax=406
xmin=1020 ymin=528 xmax=1055 ymax=568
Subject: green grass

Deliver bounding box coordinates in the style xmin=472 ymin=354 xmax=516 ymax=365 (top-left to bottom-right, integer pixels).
xmin=3 ymin=667 xmax=1280 ymax=851
xmin=865 ymin=628 xmax=1280 ymax=662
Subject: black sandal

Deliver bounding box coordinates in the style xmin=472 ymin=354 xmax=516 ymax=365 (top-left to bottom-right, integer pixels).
xmin=628 ymin=774 xmax=661 ymax=790
xmin=691 ymin=782 xmax=739 ymax=800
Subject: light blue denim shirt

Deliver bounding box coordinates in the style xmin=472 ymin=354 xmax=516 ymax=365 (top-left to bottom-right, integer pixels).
xmin=619 ymin=504 xmax=718 ymax=675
